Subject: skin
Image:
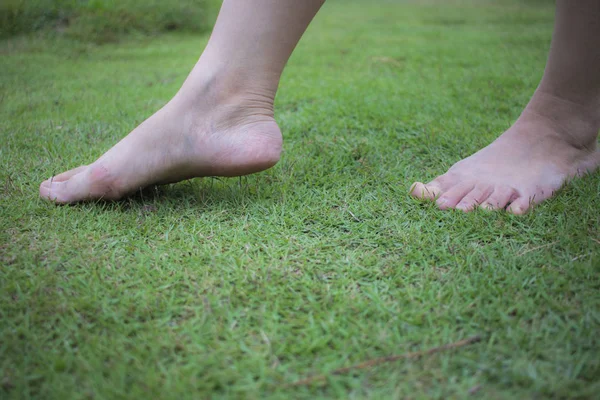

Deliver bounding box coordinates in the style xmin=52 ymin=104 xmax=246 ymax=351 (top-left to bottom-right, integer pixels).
xmin=410 ymin=0 xmax=600 ymax=214
xmin=39 ymin=0 xmax=325 ymax=203
xmin=40 ymin=0 xmax=599 ymax=214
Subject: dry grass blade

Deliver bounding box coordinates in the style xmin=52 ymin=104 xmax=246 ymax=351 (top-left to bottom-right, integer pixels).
xmin=517 ymin=241 xmax=557 ymax=256
xmin=289 ymin=335 xmax=482 ymax=387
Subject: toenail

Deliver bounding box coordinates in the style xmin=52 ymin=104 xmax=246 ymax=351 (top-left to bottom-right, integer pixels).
xmin=438 ymin=198 xmax=448 ymax=205
xmin=511 ymin=206 xmax=523 ymax=213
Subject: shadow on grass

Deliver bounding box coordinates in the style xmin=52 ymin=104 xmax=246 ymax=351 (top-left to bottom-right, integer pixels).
xmin=77 ymin=176 xmax=281 ymax=215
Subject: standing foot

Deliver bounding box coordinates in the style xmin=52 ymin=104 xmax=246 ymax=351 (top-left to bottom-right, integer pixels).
xmin=410 ymin=93 xmax=600 ymax=214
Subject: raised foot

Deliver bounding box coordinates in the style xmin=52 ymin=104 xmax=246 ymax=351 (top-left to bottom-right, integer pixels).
xmin=410 ymin=105 xmax=600 ymax=214
xmin=40 ymin=96 xmax=282 ymax=204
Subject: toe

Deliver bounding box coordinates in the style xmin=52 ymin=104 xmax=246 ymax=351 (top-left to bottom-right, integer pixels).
xmin=410 ymin=181 xmax=442 ymax=201
xmin=480 ymin=186 xmax=517 ymax=211
xmin=40 ymin=166 xmax=119 ymax=204
xmin=436 ymin=182 xmax=475 ymax=210
xmin=506 ymin=196 xmax=532 ymax=215
xmin=455 ymin=185 xmax=494 ymax=212
xmin=40 ymin=179 xmax=72 ymax=203
xmin=40 ymin=166 xmax=89 ymax=202
xmin=40 ymin=172 xmax=89 ymax=204
xmin=507 ymin=188 xmax=554 ymax=215
xmin=41 ymin=165 xmax=88 ymax=185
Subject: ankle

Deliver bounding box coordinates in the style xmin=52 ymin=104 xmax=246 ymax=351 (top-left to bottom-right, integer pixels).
xmin=175 ymin=60 xmax=278 ymax=114
xmin=519 ymin=90 xmax=600 ymax=150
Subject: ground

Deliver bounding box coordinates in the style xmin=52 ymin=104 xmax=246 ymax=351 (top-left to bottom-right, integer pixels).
xmin=1 ymin=0 xmax=599 ymax=398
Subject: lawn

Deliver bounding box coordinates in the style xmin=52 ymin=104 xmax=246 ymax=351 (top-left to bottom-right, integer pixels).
xmin=1 ymin=0 xmax=599 ymax=398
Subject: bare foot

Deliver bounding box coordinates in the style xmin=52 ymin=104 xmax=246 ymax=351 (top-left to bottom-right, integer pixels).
xmin=410 ymin=93 xmax=600 ymax=214
xmin=39 ymin=73 xmax=282 ymax=203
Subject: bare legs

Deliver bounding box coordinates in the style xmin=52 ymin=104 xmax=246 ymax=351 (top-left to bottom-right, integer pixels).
xmin=410 ymin=0 xmax=600 ymax=214
xmin=41 ymin=0 xmax=599 ymax=214
xmin=40 ymin=0 xmax=325 ymax=203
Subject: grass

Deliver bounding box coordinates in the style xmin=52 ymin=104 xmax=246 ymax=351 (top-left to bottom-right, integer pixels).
xmin=0 ymin=0 xmax=218 ymax=43
xmin=1 ymin=0 xmax=599 ymax=398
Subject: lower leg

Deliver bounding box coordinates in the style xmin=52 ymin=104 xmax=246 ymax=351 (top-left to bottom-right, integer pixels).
xmin=410 ymin=0 xmax=600 ymax=214
xmin=40 ymin=0 xmax=325 ymax=203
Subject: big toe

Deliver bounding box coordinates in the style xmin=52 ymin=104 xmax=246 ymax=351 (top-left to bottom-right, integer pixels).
xmin=40 ymin=179 xmax=74 ymax=204
xmin=40 ymin=165 xmax=88 ymax=186
xmin=40 ymin=171 xmax=89 ymax=204
xmin=40 ymin=165 xmax=90 ymax=202
xmin=40 ymin=165 xmax=113 ymax=204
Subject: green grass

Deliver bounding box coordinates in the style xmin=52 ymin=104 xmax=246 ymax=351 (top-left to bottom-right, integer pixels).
xmin=1 ymin=0 xmax=599 ymax=398
xmin=0 ymin=0 xmax=218 ymax=43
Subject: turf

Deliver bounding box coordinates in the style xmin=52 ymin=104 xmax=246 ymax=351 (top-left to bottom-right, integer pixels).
xmin=1 ymin=0 xmax=218 ymax=42
xmin=1 ymin=0 xmax=599 ymax=398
